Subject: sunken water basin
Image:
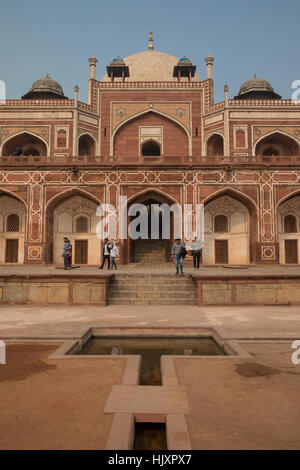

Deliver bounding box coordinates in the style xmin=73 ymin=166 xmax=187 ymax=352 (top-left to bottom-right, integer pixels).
xmin=80 ymin=335 xmax=226 ymax=385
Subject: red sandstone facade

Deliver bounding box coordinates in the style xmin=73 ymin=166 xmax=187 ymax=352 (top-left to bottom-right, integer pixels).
xmin=1 ymin=43 xmax=300 ymax=266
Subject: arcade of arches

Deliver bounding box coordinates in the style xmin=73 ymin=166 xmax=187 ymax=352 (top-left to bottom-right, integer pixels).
xmin=2 ymin=188 xmax=300 ymax=265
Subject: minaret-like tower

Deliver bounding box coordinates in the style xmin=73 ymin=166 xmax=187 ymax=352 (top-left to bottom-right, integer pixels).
xmin=205 ymin=55 xmax=214 ymax=80
xmin=88 ymin=56 xmax=98 ymax=80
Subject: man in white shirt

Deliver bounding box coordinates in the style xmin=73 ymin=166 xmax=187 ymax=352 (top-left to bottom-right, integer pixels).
xmin=190 ymin=237 xmax=202 ymax=269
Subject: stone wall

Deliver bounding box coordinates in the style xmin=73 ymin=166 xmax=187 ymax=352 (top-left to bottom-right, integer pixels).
xmin=0 ymin=274 xmax=112 ymax=305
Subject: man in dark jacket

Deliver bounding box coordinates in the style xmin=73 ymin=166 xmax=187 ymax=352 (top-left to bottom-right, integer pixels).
xmin=98 ymin=238 xmax=112 ymax=270
xmin=171 ymin=238 xmax=186 ymax=275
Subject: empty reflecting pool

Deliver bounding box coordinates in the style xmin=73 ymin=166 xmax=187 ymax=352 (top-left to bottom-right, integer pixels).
xmin=81 ymin=336 xmax=225 ymax=385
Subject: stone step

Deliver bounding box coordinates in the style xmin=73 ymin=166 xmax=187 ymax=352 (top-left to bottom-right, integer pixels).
xmin=109 ymin=280 xmax=196 ymax=286
xmin=109 ymin=285 xmax=197 ymax=292
xmin=108 ymin=298 xmax=198 ymax=306
xmin=107 ymin=272 xmax=197 ymax=305
xmin=109 ymin=273 xmax=194 ymax=279
xmin=108 ymin=292 xmax=197 ymax=300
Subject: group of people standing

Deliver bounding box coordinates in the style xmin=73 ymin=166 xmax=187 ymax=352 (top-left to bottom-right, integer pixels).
xmin=62 ymin=236 xmax=201 ymax=273
xmin=98 ymin=238 xmax=119 ymax=270
xmin=171 ymin=237 xmax=202 ymax=275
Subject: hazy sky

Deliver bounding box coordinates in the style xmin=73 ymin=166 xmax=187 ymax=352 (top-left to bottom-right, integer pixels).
xmin=1 ymin=0 xmax=299 ymax=102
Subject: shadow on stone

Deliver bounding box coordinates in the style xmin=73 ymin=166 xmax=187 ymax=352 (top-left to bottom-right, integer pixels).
xmin=235 ymin=362 xmax=281 ymax=378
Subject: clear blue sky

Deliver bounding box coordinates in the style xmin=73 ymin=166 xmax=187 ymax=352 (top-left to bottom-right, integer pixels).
xmin=1 ymin=0 xmax=299 ymax=102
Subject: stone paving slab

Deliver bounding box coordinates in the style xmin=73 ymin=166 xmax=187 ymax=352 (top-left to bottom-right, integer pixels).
xmin=1 ymin=264 xmax=300 ymax=276
xmin=175 ymin=342 xmax=300 ymax=450
xmin=0 ymin=343 xmax=127 ymax=450
xmin=104 ymin=385 xmax=190 ymax=414
xmin=0 ymin=304 xmax=300 ymax=339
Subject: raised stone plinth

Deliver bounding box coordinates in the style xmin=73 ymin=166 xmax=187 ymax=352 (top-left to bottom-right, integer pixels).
xmin=192 ymin=274 xmax=300 ymax=305
xmin=0 ymin=273 xmax=113 ymax=306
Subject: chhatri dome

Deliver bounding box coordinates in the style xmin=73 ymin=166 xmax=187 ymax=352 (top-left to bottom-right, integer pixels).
xmin=235 ymin=75 xmax=281 ymax=100
xmin=22 ymin=74 xmax=66 ymax=99
xmin=102 ymin=32 xmax=201 ymax=82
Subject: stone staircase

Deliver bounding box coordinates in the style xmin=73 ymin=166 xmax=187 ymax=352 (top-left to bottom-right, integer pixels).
xmin=108 ymin=273 xmax=198 ymax=305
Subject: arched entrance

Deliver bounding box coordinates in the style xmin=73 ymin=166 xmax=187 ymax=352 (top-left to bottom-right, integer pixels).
xmin=0 ymin=193 xmax=26 ymax=263
xmin=78 ymin=134 xmax=96 ymax=156
xmin=45 ymin=190 xmax=101 ymax=265
xmin=206 ymin=134 xmax=224 ymax=157
xmin=2 ymin=132 xmax=47 ymax=156
xmin=123 ymin=190 xmax=176 ymax=264
xmin=203 ymin=189 xmax=258 ymax=264
xmin=277 ymin=193 xmax=300 ymax=264
xmin=255 ymin=132 xmax=300 ymax=156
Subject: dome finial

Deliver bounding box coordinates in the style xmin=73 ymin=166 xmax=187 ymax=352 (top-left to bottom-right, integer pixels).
xmin=148 ymin=30 xmax=154 ymax=51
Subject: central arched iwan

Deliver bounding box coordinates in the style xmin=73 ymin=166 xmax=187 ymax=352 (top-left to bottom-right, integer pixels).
xmin=113 ymin=112 xmax=189 ymax=157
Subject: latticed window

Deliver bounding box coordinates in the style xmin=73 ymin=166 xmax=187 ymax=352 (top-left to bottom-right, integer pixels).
xmin=75 ymin=216 xmax=88 ymax=233
xmin=214 ymin=214 xmax=228 ymax=233
xmin=284 ymin=214 xmax=297 ymax=233
xmin=6 ymin=213 xmax=20 ymax=232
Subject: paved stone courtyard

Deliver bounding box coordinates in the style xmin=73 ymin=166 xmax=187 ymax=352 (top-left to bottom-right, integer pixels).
xmin=0 ymin=266 xmax=299 ymax=449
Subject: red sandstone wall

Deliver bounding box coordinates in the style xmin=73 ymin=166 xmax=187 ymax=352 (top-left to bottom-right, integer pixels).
xmin=99 ymin=91 xmax=202 ymax=156
xmin=114 ymin=112 xmax=188 ymax=157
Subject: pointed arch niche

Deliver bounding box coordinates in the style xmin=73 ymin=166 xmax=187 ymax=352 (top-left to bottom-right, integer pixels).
xmin=203 ymin=189 xmax=258 ymax=265
xmin=1 ymin=132 xmax=48 ymax=156
xmin=255 ymin=132 xmax=300 ymax=157
xmin=113 ymin=111 xmax=189 ymax=157
xmin=0 ymin=192 xmax=26 ymax=263
xmin=45 ymin=189 xmax=101 ymax=265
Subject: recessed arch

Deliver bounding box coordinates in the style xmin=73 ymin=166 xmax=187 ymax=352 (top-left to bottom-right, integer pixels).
xmin=254 ymin=131 xmax=300 ymax=156
xmin=0 ymin=131 xmax=49 ymax=157
xmin=205 ymin=133 xmax=224 ymax=157
xmin=125 ymin=187 xmax=180 ymax=208
xmin=277 ymin=191 xmax=300 ymax=264
xmin=0 ymin=191 xmax=27 ymax=264
xmin=203 ymin=188 xmax=258 ymax=263
xmin=123 ymin=188 xmax=180 ymax=264
xmin=141 ymin=139 xmax=161 ymax=156
xmin=44 ymin=187 xmax=102 ymax=264
xmin=202 ymin=187 xmax=258 ymax=213
xmin=111 ymin=108 xmax=192 ymax=156
xmin=45 ymin=187 xmax=102 ymax=215
xmin=0 ymin=187 xmax=28 ymax=209
xmin=78 ymin=133 xmax=96 ymax=156
xmin=276 ymin=188 xmax=300 ymax=209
